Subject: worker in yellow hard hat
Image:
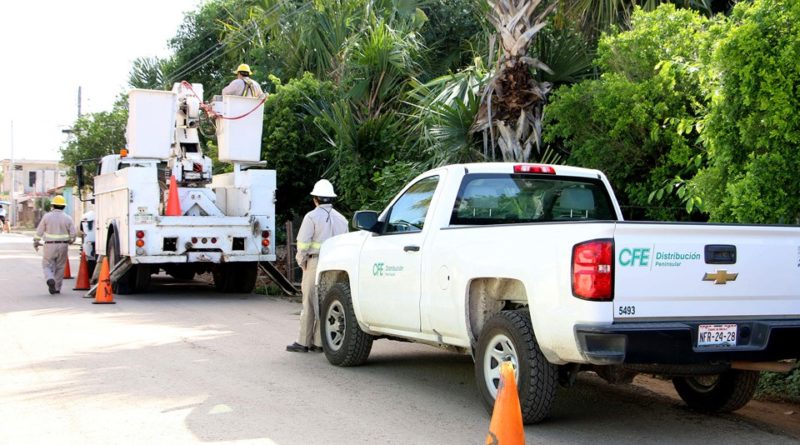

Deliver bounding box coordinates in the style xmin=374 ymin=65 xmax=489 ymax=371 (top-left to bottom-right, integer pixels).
xmin=33 ymin=195 xmax=76 ymax=294
xmin=221 ymin=63 xmax=264 ymax=98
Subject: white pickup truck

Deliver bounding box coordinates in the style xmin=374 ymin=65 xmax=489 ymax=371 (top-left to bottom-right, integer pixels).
xmin=315 ymin=162 xmax=800 ymax=423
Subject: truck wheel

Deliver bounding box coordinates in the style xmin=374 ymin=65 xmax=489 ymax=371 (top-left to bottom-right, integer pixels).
xmin=475 ymin=309 xmax=558 ymax=424
xmin=321 ymin=282 xmax=373 ymax=366
xmin=135 ymin=265 xmax=152 ymax=292
xmin=231 ymin=262 xmax=257 ymax=293
xmin=672 ymin=371 xmax=759 ymax=413
xmin=213 ymin=265 xmax=233 ymax=293
xmin=107 ymin=234 xmax=134 ymax=295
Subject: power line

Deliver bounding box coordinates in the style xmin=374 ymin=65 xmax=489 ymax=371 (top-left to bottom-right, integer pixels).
xmin=164 ymin=1 xmax=311 ymax=85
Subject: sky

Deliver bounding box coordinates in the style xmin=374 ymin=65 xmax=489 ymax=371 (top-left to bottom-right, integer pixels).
xmin=0 ymin=0 xmax=202 ymax=161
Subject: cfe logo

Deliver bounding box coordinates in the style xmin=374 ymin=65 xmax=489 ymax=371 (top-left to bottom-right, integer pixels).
xmin=619 ymin=248 xmax=650 ymax=267
xmin=372 ymin=262 xmax=385 ymax=277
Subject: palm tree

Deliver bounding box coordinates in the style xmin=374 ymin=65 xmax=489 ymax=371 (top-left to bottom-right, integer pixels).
xmin=472 ymin=0 xmax=557 ymax=162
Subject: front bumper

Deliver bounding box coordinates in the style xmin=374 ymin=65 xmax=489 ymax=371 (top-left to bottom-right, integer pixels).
xmin=575 ymin=320 xmax=800 ymax=365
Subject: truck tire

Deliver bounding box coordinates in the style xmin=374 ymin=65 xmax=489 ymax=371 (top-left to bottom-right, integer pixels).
xmin=475 ymin=309 xmax=558 ymax=424
xmin=321 ymin=282 xmax=373 ymax=366
xmin=213 ymin=265 xmax=234 ymax=293
xmin=135 ymin=265 xmax=152 ymax=292
xmin=107 ymin=233 xmax=134 ymax=295
xmin=231 ymin=262 xmax=257 ymax=293
xmin=672 ymin=370 xmax=759 ymax=413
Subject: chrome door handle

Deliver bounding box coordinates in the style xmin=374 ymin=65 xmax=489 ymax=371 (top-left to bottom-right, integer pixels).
xmin=403 ymin=245 xmax=420 ymax=252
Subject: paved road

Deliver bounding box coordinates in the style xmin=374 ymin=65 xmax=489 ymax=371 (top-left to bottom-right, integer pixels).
xmin=1 ymin=232 xmax=797 ymax=445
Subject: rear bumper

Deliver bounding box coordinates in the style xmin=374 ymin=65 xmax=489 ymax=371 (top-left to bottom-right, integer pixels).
xmin=132 ymin=254 xmax=276 ymax=264
xmin=575 ymin=320 xmax=800 ymax=365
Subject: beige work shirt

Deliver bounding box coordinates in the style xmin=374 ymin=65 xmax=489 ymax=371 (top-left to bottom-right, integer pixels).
xmin=295 ymin=204 xmax=348 ymax=266
xmin=221 ymin=77 xmax=264 ymax=97
xmin=34 ymin=209 xmax=76 ymax=243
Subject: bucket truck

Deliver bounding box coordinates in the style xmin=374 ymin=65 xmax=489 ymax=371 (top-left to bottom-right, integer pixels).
xmin=77 ymin=82 xmax=279 ymax=294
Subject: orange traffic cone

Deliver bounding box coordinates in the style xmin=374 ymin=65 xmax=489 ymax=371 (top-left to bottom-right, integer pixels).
xmin=165 ymin=175 xmax=182 ymax=216
xmin=63 ymin=256 xmax=73 ymax=279
xmin=485 ymin=361 xmax=525 ymax=445
xmin=92 ymin=257 xmax=116 ymax=304
xmin=73 ymin=251 xmax=91 ymax=291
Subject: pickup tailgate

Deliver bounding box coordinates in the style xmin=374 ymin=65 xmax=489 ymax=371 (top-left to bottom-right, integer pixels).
xmin=613 ymin=222 xmax=800 ymax=320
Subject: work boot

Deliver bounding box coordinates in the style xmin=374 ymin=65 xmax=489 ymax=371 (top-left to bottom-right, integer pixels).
xmin=309 ymin=345 xmax=324 ymax=353
xmin=285 ymin=342 xmax=308 ymax=353
xmin=46 ymin=279 xmax=56 ymax=295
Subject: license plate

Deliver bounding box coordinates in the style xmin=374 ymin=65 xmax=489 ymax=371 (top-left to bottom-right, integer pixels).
xmin=187 ymin=251 xmax=222 ymax=263
xmin=697 ymin=324 xmax=737 ymax=347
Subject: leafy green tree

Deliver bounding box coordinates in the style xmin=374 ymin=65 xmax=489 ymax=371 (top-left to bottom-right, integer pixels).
xmin=544 ymin=5 xmax=711 ymax=220
xmin=261 ymin=73 xmax=336 ymax=223
xmin=60 ymin=97 xmax=128 ymax=187
xmin=129 ymin=57 xmax=171 ymax=90
xmin=418 ymin=0 xmax=488 ymax=78
xmin=164 ymin=0 xmax=261 ymax=96
xmin=693 ymin=0 xmax=800 ymax=223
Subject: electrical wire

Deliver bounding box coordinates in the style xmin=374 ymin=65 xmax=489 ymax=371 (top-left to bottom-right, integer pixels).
xmin=164 ymin=1 xmax=311 ymax=87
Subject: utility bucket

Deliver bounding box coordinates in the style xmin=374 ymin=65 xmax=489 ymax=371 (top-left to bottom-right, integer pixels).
xmin=126 ymin=89 xmax=178 ymax=159
xmin=216 ymin=95 xmax=265 ymax=163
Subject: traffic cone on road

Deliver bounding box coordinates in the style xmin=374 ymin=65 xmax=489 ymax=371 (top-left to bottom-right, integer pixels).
xmin=485 ymin=361 xmax=525 ymax=445
xmin=165 ymin=175 xmax=182 ymax=216
xmin=92 ymin=257 xmax=115 ymax=304
xmin=63 ymin=256 xmax=73 ymax=279
xmin=73 ymin=251 xmax=91 ymax=291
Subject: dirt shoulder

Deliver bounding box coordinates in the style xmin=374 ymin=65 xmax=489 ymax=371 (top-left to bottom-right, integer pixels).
xmin=634 ymin=375 xmax=800 ymax=440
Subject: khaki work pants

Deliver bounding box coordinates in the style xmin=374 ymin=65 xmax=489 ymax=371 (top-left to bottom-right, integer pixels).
xmin=297 ymin=256 xmax=322 ymax=347
xmin=42 ymin=242 xmax=69 ymax=292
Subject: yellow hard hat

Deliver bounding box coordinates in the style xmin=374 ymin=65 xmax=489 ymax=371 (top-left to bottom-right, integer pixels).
xmin=52 ymin=195 xmax=66 ymax=206
xmin=234 ymin=63 xmax=252 ymax=75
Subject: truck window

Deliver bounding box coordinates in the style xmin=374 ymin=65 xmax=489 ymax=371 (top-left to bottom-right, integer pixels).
xmin=450 ymin=174 xmax=616 ymax=225
xmin=384 ymin=176 xmax=439 ymax=234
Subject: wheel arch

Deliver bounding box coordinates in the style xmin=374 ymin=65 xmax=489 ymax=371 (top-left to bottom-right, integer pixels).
xmin=317 ymin=269 xmax=351 ymax=299
xmin=105 ymin=221 xmax=120 ymax=258
xmin=466 ymin=277 xmax=528 ymax=348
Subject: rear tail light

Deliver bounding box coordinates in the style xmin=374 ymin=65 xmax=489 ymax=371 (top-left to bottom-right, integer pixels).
xmin=514 ymin=164 xmax=556 ymax=174
xmin=136 ymin=230 xmax=145 ymax=247
xmin=572 ymin=239 xmax=613 ymax=301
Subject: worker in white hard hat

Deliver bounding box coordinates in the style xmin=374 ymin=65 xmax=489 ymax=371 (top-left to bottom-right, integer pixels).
xmin=33 ymin=195 xmax=76 ymax=294
xmin=221 ymin=63 xmax=264 ymax=98
xmin=286 ymin=179 xmax=348 ymax=353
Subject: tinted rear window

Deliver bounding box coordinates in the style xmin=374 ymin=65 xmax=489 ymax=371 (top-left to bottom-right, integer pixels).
xmin=450 ymin=173 xmax=617 ymax=225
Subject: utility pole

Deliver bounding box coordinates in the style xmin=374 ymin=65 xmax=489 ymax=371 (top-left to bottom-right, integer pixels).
xmin=9 ymin=121 xmax=15 ymax=228
xmin=77 ymin=86 xmax=82 ymax=118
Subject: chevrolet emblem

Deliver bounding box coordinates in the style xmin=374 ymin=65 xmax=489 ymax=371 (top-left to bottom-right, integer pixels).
xmin=703 ymin=270 xmax=738 ymax=285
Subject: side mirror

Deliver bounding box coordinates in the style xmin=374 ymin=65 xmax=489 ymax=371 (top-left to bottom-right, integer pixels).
xmin=75 ymin=165 xmax=85 ymax=189
xmin=353 ymin=210 xmax=380 ymax=233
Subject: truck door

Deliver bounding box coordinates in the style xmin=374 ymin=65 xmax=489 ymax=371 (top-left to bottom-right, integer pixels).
xmin=358 ymin=175 xmax=440 ymax=332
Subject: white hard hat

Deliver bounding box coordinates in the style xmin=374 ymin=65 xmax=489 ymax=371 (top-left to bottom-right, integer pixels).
xmin=310 ymin=179 xmax=336 ymax=198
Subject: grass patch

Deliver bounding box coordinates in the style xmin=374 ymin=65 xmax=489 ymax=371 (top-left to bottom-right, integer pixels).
xmin=756 ymin=365 xmax=800 ymax=404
